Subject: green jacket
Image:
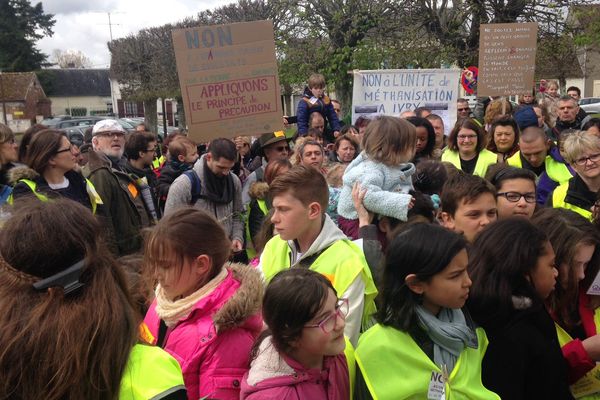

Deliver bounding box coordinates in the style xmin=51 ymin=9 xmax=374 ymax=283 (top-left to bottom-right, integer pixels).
xmin=83 ymin=150 xmax=150 ymax=255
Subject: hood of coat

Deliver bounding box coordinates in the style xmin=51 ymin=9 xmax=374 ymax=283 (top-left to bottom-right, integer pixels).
xmin=248 ymin=181 xmax=269 ymax=201
xmin=8 ymin=165 xmax=39 ymax=185
xmin=288 ymin=214 xmax=347 ymax=266
xmin=244 ymin=336 xmax=296 ymax=388
xmin=212 ymin=263 xmax=264 ymax=333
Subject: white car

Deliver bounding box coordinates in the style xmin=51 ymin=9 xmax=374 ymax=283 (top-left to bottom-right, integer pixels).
xmin=579 ymin=97 xmax=600 ymax=114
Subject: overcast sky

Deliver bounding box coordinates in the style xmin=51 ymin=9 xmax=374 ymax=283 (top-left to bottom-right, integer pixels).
xmin=37 ymin=0 xmax=232 ymax=68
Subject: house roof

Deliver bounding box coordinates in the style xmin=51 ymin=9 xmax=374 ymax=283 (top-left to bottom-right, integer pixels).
xmin=39 ymin=69 xmax=111 ymax=97
xmin=0 ymin=72 xmax=45 ymax=101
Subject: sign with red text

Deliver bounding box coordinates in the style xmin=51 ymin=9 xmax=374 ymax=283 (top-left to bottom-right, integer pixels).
xmin=172 ymin=20 xmax=283 ymax=142
xmin=478 ymin=22 xmax=538 ymax=96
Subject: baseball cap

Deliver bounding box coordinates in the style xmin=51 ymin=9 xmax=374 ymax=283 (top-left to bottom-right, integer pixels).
xmin=92 ymin=119 xmax=126 ymax=136
xmin=259 ymin=131 xmax=289 ymax=148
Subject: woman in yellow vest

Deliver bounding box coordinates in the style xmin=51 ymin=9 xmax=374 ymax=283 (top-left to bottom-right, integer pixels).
xmin=0 ymin=199 xmax=186 ymax=399
xmin=355 ymin=223 xmax=499 ymax=400
xmin=549 ymin=131 xmax=600 ymax=221
xmin=9 ymin=129 xmax=101 ymax=212
xmin=468 ymin=218 xmax=574 ymax=399
xmin=441 ymin=118 xmax=497 ymax=177
xmin=534 ymin=208 xmax=600 ymax=399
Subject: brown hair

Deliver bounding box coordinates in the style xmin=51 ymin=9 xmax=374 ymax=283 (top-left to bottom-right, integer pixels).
xmin=0 ymin=198 xmax=138 ymax=400
xmin=18 ymin=123 xmax=47 ymax=162
xmin=487 ymin=115 xmax=520 ymax=155
xmin=441 ymin=171 xmax=496 ymax=216
xmin=334 ymin=134 xmax=359 ymax=154
xmin=125 ymin=130 xmax=157 ymax=160
xmin=484 ymin=98 xmax=513 ymax=126
xmin=447 ymin=118 xmax=487 ymax=152
xmin=532 ymin=208 xmax=600 ymax=330
xmin=25 ymin=129 xmax=66 ymax=174
xmin=168 ymin=137 xmax=196 ymax=161
xmin=144 ymin=207 xmax=231 ymax=285
xmin=0 ymin=123 xmax=15 ymax=165
xmin=264 ymin=159 xmax=292 ymax=185
xmin=269 ymin=165 xmax=329 ymax=211
xmin=308 ymin=73 xmax=326 ymax=89
xmin=362 ymin=116 xmax=417 ymax=165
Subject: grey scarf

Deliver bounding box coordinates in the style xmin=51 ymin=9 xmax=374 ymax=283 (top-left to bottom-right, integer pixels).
xmin=415 ymin=305 xmax=478 ymax=374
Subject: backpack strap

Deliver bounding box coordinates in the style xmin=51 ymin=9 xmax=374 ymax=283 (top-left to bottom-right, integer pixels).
xmin=183 ymin=170 xmax=202 ymax=205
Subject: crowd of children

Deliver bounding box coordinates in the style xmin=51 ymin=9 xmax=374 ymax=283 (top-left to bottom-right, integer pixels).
xmin=2 ymin=73 xmax=600 ymax=400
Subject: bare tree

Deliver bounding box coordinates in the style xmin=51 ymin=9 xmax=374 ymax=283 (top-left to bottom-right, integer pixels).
xmin=52 ymin=49 xmax=91 ymax=68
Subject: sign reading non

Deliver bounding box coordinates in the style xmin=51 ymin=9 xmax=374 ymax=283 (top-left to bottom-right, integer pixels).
xmin=172 ymin=20 xmax=282 ymax=142
xmin=478 ymin=22 xmax=538 ymax=97
xmin=352 ymin=69 xmax=461 ymax=136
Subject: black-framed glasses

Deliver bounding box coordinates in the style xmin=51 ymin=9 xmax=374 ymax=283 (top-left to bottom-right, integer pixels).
xmin=304 ymin=298 xmax=349 ymax=334
xmin=275 ymin=145 xmax=290 ymax=152
xmin=144 ymin=147 xmax=158 ymax=153
xmin=574 ymin=153 xmax=600 ymax=166
xmin=96 ymin=131 xmax=125 ymax=139
xmin=55 ymin=144 xmax=75 ymax=154
xmin=497 ymin=192 xmax=536 ymax=203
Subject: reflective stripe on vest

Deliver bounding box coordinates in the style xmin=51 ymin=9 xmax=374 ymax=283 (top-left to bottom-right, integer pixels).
xmin=118 ymin=343 xmax=186 ymax=400
xmin=245 ymin=199 xmax=268 ymax=259
xmin=441 ymin=149 xmax=497 ymax=177
xmin=555 ymin=323 xmax=600 ymax=399
xmin=507 ymin=153 xmax=573 ymax=184
xmin=9 ymin=178 xmax=101 ymax=214
xmin=355 ymin=324 xmax=500 ymax=400
xmin=552 ymin=182 xmax=593 ymax=221
xmin=152 ymin=155 xmax=166 ymax=170
xmin=260 ymin=236 xmax=378 ymax=327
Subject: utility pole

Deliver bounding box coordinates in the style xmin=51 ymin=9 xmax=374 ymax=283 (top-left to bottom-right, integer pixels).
xmin=108 ymin=13 xmax=113 ymax=41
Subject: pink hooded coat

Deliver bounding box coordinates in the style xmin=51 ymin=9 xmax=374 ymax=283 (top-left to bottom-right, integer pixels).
xmin=144 ymin=264 xmax=263 ymax=400
xmin=240 ymin=336 xmax=350 ymax=400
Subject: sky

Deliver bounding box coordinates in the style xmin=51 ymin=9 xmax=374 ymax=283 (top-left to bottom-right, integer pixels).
xmin=37 ymin=0 xmax=233 ymax=68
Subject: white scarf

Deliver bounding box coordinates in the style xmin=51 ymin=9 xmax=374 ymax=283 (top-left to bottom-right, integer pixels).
xmin=155 ymin=268 xmax=228 ymax=327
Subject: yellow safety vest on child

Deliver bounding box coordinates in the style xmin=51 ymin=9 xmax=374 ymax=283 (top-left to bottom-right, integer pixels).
xmin=355 ymin=324 xmax=500 ymax=400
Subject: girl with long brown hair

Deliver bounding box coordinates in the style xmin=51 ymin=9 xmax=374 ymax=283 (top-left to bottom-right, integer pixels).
xmin=0 ymin=198 xmax=186 ymax=399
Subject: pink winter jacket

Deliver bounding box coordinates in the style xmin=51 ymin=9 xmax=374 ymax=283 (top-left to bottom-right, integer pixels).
xmin=240 ymin=336 xmax=350 ymax=400
xmin=144 ymin=264 xmax=263 ymax=400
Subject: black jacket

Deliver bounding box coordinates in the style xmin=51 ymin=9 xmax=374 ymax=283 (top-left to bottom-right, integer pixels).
xmin=470 ymin=297 xmax=573 ymax=400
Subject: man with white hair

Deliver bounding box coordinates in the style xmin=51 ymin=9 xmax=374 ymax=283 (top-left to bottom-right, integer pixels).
xmin=83 ymin=119 xmax=151 ymax=255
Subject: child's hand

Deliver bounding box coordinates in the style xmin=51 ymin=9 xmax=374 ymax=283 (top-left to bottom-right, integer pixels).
xmin=409 ymin=196 xmax=415 ymax=209
xmin=352 ymin=182 xmax=374 ymax=226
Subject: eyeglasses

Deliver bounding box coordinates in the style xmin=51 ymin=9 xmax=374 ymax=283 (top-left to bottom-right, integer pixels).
xmin=457 ymin=134 xmax=477 ymax=141
xmin=497 ymin=192 xmax=536 ymax=203
xmin=457 ymin=108 xmax=470 ymax=112
xmin=574 ymin=153 xmax=600 ymax=166
xmin=275 ymin=145 xmax=290 ymax=152
xmin=143 ymin=147 xmax=157 ymax=153
xmin=304 ymin=298 xmax=349 ymax=334
xmin=56 ymin=144 xmax=75 ymax=154
xmin=96 ymin=131 xmax=125 ymax=139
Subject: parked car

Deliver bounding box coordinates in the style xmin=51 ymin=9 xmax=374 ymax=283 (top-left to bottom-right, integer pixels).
xmin=61 ymin=126 xmax=88 ymax=148
xmin=40 ymin=115 xmax=72 ymax=127
xmin=53 ymin=117 xmax=136 ymax=132
xmin=580 ymin=98 xmax=600 ymax=114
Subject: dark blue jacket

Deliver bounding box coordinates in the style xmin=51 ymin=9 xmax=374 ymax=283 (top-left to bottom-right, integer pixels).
xmin=296 ymin=86 xmax=341 ymax=135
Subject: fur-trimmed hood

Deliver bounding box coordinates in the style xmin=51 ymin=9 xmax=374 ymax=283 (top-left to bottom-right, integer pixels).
xmin=213 ymin=262 xmax=264 ymax=332
xmin=248 ymin=181 xmax=269 ymax=201
xmin=8 ymin=165 xmax=39 ymax=185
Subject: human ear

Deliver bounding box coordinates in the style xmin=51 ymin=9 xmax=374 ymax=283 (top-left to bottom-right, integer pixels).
xmin=307 ymin=202 xmax=322 ymax=220
xmin=440 ymin=212 xmax=455 ymax=230
xmin=193 ymin=254 xmax=213 ymax=281
xmin=405 ymin=274 xmax=425 ymax=294
xmin=178 ymin=154 xmax=185 ymax=162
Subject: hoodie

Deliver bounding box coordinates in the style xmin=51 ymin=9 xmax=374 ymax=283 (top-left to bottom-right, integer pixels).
xmin=260 ymin=215 xmax=373 ymax=345
xmin=240 ymin=336 xmax=349 ymax=400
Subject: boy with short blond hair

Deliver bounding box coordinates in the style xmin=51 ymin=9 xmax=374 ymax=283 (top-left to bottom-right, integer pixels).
xmin=259 ymin=165 xmax=377 ymax=345
xmin=297 ymin=73 xmax=341 ymax=142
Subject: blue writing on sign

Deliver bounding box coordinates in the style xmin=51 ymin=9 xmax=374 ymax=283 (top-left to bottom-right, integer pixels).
xmin=186 ymin=26 xmax=233 ymax=49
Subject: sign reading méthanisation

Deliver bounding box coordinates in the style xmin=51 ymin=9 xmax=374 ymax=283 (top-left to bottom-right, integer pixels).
xmin=352 ymin=69 xmax=461 ymax=136
xmin=172 ymin=20 xmax=282 ymax=142
xmin=478 ymin=22 xmax=538 ymax=97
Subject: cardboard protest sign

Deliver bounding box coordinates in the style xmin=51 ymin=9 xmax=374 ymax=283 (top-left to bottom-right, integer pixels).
xmin=352 ymin=69 xmax=461 ymax=136
xmin=478 ymin=22 xmax=538 ymax=97
xmin=172 ymin=20 xmax=283 ymax=142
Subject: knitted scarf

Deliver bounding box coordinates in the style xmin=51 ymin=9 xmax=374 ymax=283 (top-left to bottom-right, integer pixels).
xmin=155 ymin=268 xmax=228 ymax=327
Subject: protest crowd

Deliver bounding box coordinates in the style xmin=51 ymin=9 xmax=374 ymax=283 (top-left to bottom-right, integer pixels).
xmin=3 ymin=70 xmax=600 ymax=400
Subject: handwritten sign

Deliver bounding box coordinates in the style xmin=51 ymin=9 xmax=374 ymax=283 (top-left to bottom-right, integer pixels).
xmin=478 ymin=22 xmax=538 ymax=96
xmin=351 ymin=69 xmax=461 ymax=136
xmin=172 ymin=20 xmax=283 ymax=142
